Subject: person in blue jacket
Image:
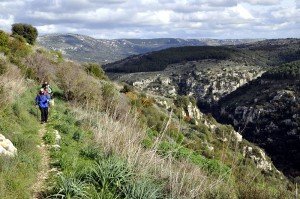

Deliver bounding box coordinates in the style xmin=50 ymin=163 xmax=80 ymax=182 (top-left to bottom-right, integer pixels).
xmin=35 ymin=88 xmax=51 ymax=123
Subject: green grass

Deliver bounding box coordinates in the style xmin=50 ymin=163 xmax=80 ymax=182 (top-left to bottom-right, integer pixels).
xmin=44 ymin=98 xmax=164 ymax=198
xmin=158 ymin=141 xmax=231 ymax=177
xmin=0 ymin=86 xmax=41 ymax=199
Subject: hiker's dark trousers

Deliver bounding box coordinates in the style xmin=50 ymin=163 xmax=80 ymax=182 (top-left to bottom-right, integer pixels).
xmin=39 ymin=107 xmax=48 ymax=122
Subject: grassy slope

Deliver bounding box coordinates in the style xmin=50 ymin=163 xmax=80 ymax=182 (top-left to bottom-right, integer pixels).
xmin=0 ymin=85 xmax=41 ymax=199
xmin=0 ymin=31 xmax=297 ymax=198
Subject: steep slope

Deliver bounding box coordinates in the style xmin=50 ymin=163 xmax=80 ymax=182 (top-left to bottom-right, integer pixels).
xmin=38 ymin=33 xmax=261 ymax=64
xmin=0 ymin=30 xmax=296 ymax=198
xmin=105 ymin=39 xmax=300 ymax=180
xmin=216 ymin=61 xmax=300 ymax=177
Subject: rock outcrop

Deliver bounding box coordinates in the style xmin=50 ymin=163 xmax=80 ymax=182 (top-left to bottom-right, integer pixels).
xmin=0 ymin=134 xmax=17 ymax=157
xmin=243 ymin=146 xmax=273 ymax=172
xmin=113 ymin=60 xmax=264 ymax=105
xmin=218 ymin=77 xmax=300 ymax=177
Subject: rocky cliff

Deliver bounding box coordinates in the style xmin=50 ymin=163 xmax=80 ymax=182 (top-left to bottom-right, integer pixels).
xmin=110 ymin=60 xmax=264 ymax=106
xmin=217 ymin=74 xmax=300 ymax=177
xmin=107 ymin=39 xmax=300 ymax=179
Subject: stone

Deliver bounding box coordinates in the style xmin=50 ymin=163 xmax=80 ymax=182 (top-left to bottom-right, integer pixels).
xmin=243 ymin=146 xmax=273 ymax=172
xmin=232 ymin=131 xmax=242 ymax=142
xmin=53 ymin=130 xmax=61 ymax=144
xmin=0 ymin=134 xmax=17 ymax=157
xmin=51 ymin=144 xmax=61 ymax=150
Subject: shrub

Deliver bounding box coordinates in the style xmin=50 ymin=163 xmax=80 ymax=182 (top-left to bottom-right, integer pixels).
xmin=8 ymin=36 xmax=31 ymax=58
xmin=23 ymin=53 xmax=54 ymax=82
xmin=0 ymin=58 xmax=7 ymax=75
xmin=73 ymin=130 xmax=84 ymax=142
xmin=0 ymin=30 xmax=10 ymax=54
xmin=11 ymin=23 xmax=38 ymax=45
xmin=120 ymin=84 xmax=134 ymax=93
xmin=84 ymin=62 xmax=107 ymax=80
xmin=101 ymin=82 xmax=118 ymax=109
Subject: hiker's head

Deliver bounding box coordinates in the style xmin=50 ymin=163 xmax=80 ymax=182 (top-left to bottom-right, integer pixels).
xmin=39 ymin=88 xmax=44 ymax=95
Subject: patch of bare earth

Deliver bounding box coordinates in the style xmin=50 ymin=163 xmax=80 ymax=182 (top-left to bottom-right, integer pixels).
xmin=32 ymin=126 xmax=50 ymax=199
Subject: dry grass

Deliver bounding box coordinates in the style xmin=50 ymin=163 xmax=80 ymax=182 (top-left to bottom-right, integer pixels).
xmin=0 ymin=63 xmax=26 ymax=108
xmin=72 ymin=103 xmax=233 ymax=198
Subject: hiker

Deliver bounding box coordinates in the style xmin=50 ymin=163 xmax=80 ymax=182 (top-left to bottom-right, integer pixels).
xmin=35 ymin=88 xmax=51 ymax=124
xmin=42 ymin=81 xmax=52 ymax=97
xmin=42 ymin=81 xmax=54 ymax=106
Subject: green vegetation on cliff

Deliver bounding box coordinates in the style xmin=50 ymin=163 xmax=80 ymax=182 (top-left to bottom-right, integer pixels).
xmin=104 ymin=46 xmax=236 ymax=73
xmin=0 ymin=29 xmax=297 ymax=198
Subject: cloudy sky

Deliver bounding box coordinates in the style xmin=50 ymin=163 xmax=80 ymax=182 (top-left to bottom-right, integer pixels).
xmin=0 ymin=0 xmax=299 ymax=39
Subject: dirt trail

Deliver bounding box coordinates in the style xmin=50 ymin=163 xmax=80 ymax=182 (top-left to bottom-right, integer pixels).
xmin=32 ymin=125 xmax=50 ymax=199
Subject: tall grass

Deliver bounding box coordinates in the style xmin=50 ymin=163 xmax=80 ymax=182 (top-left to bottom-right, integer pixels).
xmin=71 ymin=104 xmax=234 ymax=198
xmin=0 ymin=82 xmax=41 ymax=199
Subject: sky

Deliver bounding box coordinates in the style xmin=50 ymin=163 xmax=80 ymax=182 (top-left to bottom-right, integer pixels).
xmin=0 ymin=0 xmax=299 ymax=39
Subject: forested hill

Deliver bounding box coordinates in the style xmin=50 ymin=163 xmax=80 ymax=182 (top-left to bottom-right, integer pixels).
xmin=38 ymin=33 xmax=261 ymax=64
xmin=103 ymin=38 xmax=300 ymax=73
xmin=104 ymin=46 xmax=240 ymax=73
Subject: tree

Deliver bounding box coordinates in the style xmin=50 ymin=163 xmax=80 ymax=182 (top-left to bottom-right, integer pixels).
xmin=11 ymin=23 xmax=38 ymax=45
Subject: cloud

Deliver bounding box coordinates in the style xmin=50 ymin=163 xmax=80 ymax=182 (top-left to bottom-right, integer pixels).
xmin=240 ymin=0 xmax=280 ymax=5
xmin=0 ymin=0 xmax=298 ymax=39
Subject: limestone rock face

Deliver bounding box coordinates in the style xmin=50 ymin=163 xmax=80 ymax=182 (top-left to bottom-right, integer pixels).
xmin=112 ymin=60 xmax=264 ymax=104
xmin=0 ymin=134 xmax=17 ymax=157
xmin=219 ymin=79 xmax=300 ymax=176
xmin=243 ymin=146 xmax=273 ymax=172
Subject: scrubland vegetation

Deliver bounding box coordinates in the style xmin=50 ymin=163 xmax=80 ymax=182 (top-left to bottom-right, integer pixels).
xmin=0 ymin=29 xmax=297 ymax=199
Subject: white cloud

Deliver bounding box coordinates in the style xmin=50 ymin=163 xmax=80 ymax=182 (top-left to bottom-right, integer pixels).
xmin=240 ymin=0 xmax=280 ymax=5
xmin=0 ymin=15 xmax=14 ymax=32
xmin=0 ymin=0 xmax=298 ymax=39
xmin=231 ymin=4 xmax=254 ymax=20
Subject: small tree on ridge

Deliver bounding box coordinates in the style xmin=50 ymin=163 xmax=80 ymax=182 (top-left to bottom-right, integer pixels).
xmin=11 ymin=23 xmax=38 ymax=45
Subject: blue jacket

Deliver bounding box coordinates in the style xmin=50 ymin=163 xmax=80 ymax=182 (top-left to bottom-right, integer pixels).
xmin=35 ymin=94 xmax=50 ymax=108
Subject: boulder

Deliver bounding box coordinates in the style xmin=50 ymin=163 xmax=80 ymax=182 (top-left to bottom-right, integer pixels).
xmin=0 ymin=134 xmax=17 ymax=157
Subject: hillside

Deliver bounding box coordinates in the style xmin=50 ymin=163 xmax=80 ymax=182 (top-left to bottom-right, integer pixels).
xmin=38 ymin=33 xmax=261 ymax=64
xmin=216 ymin=61 xmax=300 ymax=177
xmin=106 ymin=39 xmax=300 ymax=179
xmin=0 ymin=30 xmax=297 ymax=198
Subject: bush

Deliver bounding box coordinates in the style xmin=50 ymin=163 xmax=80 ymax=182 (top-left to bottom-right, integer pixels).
xmin=73 ymin=130 xmax=84 ymax=142
xmin=120 ymin=84 xmax=134 ymax=93
xmin=0 ymin=30 xmax=10 ymax=54
xmin=84 ymin=62 xmax=107 ymax=80
xmin=8 ymin=35 xmax=31 ymax=58
xmin=11 ymin=23 xmax=38 ymax=45
xmin=0 ymin=58 xmax=7 ymax=75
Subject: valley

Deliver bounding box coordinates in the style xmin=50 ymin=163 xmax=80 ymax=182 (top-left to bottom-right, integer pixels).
xmin=105 ymin=39 xmax=300 ymax=179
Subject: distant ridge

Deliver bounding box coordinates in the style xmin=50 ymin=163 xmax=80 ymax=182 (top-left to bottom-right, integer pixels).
xmin=38 ymin=33 xmax=262 ymax=64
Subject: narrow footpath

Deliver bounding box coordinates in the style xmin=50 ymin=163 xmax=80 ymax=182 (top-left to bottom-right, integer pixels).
xmin=32 ymin=125 xmax=50 ymax=199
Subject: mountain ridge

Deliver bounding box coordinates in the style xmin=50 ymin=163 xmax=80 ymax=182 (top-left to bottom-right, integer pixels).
xmin=38 ymin=33 xmax=263 ymax=64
